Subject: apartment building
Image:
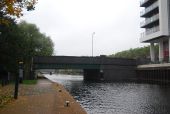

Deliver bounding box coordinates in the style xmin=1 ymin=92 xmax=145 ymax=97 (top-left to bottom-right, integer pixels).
xmin=140 ymin=0 xmax=170 ymax=62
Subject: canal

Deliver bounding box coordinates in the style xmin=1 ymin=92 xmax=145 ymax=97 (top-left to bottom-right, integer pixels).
xmin=45 ymin=74 xmax=170 ymax=114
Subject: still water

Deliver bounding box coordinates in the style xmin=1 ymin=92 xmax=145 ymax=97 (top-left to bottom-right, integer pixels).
xmin=45 ymin=74 xmax=170 ymax=114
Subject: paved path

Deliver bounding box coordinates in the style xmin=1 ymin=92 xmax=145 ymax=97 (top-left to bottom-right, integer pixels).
xmin=0 ymin=79 xmax=87 ymax=114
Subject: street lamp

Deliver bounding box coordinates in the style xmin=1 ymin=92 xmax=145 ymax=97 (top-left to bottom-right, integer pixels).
xmin=92 ymin=32 xmax=95 ymax=57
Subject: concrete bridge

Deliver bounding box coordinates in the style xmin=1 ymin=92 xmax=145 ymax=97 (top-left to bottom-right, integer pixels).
xmin=32 ymin=56 xmax=137 ymax=81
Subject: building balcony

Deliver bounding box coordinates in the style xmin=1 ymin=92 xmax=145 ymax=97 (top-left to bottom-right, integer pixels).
xmin=140 ymin=1 xmax=159 ymax=17
xmin=140 ymin=14 xmax=159 ymax=28
xmin=140 ymin=0 xmax=157 ymax=7
xmin=140 ymin=26 xmax=160 ymax=38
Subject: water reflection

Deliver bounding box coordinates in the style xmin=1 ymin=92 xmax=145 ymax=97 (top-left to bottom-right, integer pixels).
xmin=45 ymin=74 xmax=170 ymax=114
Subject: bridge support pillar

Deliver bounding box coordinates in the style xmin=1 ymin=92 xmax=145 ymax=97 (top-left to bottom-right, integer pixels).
xmin=159 ymin=40 xmax=164 ymax=62
xmin=150 ymin=42 xmax=155 ymax=63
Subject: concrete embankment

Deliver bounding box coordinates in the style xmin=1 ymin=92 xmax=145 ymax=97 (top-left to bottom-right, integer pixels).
xmin=0 ymin=79 xmax=87 ymax=114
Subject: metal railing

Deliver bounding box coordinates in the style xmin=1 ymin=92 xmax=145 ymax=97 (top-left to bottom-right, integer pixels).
xmin=140 ymin=0 xmax=150 ymax=6
xmin=140 ymin=1 xmax=158 ymax=16
xmin=146 ymin=26 xmax=160 ymax=35
xmin=140 ymin=26 xmax=160 ymax=38
xmin=140 ymin=14 xmax=159 ymax=27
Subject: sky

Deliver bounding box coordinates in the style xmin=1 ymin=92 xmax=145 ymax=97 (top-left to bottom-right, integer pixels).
xmin=20 ymin=0 xmax=147 ymax=56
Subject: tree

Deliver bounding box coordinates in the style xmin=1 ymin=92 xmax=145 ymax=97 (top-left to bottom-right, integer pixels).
xmin=0 ymin=21 xmax=54 ymax=79
xmin=17 ymin=21 xmax=54 ymax=79
xmin=0 ymin=0 xmax=37 ymax=25
xmin=0 ymin=20 xmax=22 ymax=76
xmin=110 ymin=45 xmax=159 ymax=59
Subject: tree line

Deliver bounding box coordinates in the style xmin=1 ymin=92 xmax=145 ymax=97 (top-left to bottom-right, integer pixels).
xmin=110 ymin=45 xmax=159 ymax=59
xmin=0 ymin=20 xmax=54 ymax=79
xmin=0 ymin=0 xmax=54 ymax=79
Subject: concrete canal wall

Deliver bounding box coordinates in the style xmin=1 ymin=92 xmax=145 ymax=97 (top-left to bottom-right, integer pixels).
xmin=137 ymin=63 xmax=170 ymax=83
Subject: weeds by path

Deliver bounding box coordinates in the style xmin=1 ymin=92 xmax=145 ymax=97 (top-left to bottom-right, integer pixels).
xmin=0 ymin=85 xmax=14 ymax=107
xmin=0 ymin=79 xmax=37 ymax=107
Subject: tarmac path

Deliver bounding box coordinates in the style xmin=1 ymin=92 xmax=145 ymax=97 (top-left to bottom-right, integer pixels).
xmin=0 ymin=79 xmax=87 ymax=114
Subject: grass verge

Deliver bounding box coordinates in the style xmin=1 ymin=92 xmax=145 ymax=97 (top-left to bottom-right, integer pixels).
xmin=23 ymin=80 xmax=37 ymax=85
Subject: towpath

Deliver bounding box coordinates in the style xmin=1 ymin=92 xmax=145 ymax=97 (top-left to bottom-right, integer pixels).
xmin=0 ymin=79 xmax=87 ymax=114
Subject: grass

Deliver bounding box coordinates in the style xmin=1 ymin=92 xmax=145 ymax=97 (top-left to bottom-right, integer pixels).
xmin=23 ymin=80 xmax=37 ymax=85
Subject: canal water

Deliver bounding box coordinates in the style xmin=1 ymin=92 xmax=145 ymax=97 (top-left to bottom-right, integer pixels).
xmin=45 ymin=74 xmax=170 ymax=114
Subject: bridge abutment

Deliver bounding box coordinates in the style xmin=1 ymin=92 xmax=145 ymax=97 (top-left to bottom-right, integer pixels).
xmin=101 ymin=65 xmax=137 ymax=81
xmin=83 ymin=69 xmax=101 ymax=81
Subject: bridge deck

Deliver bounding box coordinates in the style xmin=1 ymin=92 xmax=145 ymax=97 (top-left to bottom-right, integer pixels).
xmin=33 ymin=56 xmax=136 ymax=65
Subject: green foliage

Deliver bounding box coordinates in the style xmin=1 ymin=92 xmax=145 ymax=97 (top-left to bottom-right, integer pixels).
xmin=0 ymin=21 xmax=54 ymax=79
xmin=17 ymin=21 xmax=54 ymax=57
xmin=0 ymin=85 xmax=14 ymax=108
xmin=17 ymin=21 xmax=54 ymax=79
xmin=23 ymin=80 xmax=37 ymax=85
xmin=0 ymin=20 xmax=19 ymax=73
xmin=0 ymin=0 xmax=37 ymax=25
xmin=110 ymin=45 xmax=159 ymax=59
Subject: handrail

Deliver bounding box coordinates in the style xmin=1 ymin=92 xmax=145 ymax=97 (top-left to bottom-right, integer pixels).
xmin=140 ymin=26 xmax=160 ymax=38
xmin=140 ymin=14 xmax=159 ymax=27
xmin=140 ymin=0 xmax=149 ymax=6
xmin=140 ymin=1 xmax=158 ymax=16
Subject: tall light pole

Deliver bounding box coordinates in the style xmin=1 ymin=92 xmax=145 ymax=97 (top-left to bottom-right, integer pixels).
xmin=92 ymin=32 xmax=95 ymax=57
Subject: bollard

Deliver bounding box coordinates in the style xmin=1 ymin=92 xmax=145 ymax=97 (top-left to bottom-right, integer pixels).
xmin=65 ymin=101 xmax=70 ymax=107
xmin=14 ymin=74 xmax=19 ymax=99
xmin=58 ymin=89 xmax=62 ymax=92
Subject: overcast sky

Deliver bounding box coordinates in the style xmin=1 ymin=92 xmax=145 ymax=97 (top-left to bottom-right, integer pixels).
xmin=20 ymin=0 xmax=147 ymax=56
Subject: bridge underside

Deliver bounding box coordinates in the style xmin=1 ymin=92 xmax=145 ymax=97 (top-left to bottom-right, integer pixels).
xmin=34 ymin=64 xmax=100 ymax=69
xmin=83 ymin=69 xmax=102 ymax=81
xmin=33 ymin=63 xmax=136 ymax=81
xmin=34 ymin=64 xmax=102 ymax=81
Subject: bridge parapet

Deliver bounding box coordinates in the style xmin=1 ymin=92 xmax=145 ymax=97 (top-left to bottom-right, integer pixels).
xmin=33 ymin=56 xmax=100 ymax=64
xmin=33 ymin=56 xmax=136 ymax=66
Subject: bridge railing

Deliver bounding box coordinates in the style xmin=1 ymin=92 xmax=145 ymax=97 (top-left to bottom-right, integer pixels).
xmin=33 ymin=56 xmax=137 ymax=66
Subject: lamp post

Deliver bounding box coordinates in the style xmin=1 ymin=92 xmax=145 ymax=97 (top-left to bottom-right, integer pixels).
xmin=92 ymin=32 xmax=95 ymax=57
